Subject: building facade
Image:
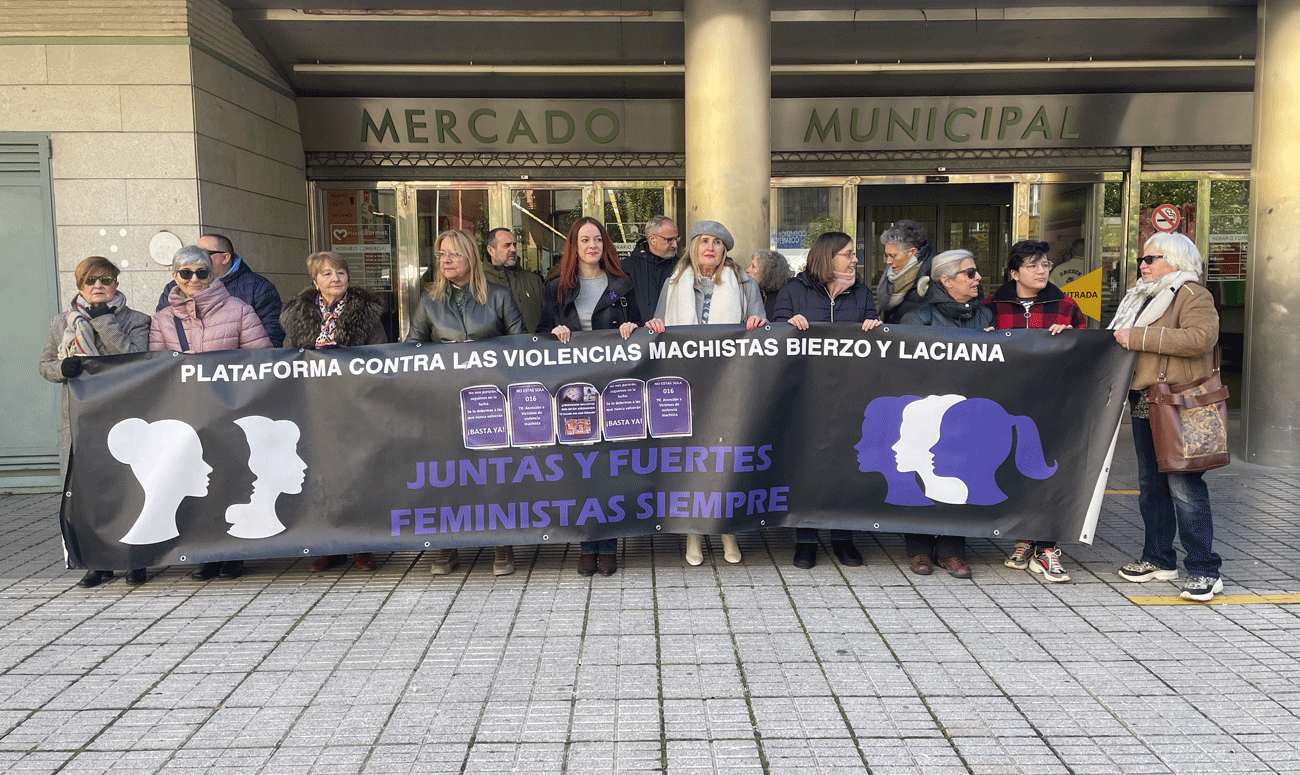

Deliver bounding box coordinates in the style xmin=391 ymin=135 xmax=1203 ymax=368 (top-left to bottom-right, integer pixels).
xmin=2 ymin=1 xmax=1294 ymax=489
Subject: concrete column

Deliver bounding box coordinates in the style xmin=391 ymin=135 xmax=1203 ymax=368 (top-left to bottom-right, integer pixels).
xmin=1244 ymin=0 xmax=1300 ymax=466
xmin=684 ymin=0 xmax=771 ymax=258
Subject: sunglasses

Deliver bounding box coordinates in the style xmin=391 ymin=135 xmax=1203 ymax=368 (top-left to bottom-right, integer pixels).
xmin=83 ymin=276 xmax=116 ymax=286
xmin=204 ymin=249 xmax=228 ymax=257
xmin=1139 ymin=254 xmax=1165 ymax=265
xmin=176 ymin=268 xmax=212 ymax=280
xmin=952 ymin=267 xmax=979 ymax=279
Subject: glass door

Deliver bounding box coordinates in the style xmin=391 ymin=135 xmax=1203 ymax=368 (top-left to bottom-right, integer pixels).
xmin=315 ymin=187 xmax=400 ymax=341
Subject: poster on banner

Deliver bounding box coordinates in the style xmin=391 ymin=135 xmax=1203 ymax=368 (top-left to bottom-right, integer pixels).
xmin=59 ymin=326 xmax=1135 ymax=570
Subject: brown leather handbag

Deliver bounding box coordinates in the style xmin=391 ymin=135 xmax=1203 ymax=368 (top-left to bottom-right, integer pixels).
xmin=1146 ymin=349 xmax=1230 ymax=473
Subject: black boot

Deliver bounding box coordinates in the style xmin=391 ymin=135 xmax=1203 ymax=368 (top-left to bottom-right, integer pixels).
xmin=77 ymin=570 xmax=111 ymax=588
xmin=831 ymin=539 xmax=863 ymax=567
xmin=792 ymin=543 xmax=817 ymax=569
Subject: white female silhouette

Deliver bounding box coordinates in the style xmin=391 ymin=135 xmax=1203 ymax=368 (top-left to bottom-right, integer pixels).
xmin=109 ymin=418 xmax=212 ymax=545
xmin=893 ymin=394 xmax=970 ymax=505
xmin=224 ymin=416 xmax=306 ymax=539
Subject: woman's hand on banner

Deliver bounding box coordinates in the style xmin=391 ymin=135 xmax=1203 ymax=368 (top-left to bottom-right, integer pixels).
xmin=861 ymin=319 xmax=882 ymax=332
xmin=618 ymin=322 xmax=638 ymax=340
xmin=551 ymin=325 xmax=572 ymax=344
xmin=645 ymin=318 xmax=666 ymax=333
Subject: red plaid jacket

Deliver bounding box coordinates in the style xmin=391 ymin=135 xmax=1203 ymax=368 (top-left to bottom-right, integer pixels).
xmin=982 ymin=281 xmax=1088 ymax=330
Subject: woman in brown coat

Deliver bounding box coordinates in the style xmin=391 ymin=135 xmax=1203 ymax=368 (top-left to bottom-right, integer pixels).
xmin=1109 ymin=231 xmax=1222 ymax=601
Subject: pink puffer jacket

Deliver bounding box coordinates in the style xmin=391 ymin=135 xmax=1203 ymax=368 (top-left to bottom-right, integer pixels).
xmin=149 ymin=280 xmax=271 ymax=352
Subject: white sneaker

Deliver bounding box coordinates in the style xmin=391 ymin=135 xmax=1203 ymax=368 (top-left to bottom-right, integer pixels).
xmin=1004 ymin=541 xmax=1032 ymax=570
xmin=1029 ymin=547 xmax=1071 ymax=583
xmin=1117 ymin=560 xmax=1178 ymax=582
xmin=1180 ymin=575 xmax=1223 ymax=602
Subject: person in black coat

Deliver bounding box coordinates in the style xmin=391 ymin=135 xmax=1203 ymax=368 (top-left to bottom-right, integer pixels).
xmin=771 ymin=232 xmax=882 ymax=570
xmin=539 ymin=217 xmax=641 ymax=577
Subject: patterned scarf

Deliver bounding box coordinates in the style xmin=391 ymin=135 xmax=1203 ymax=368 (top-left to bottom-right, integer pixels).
xmin=315 ymin=292 xmax=348 ymax=347
xmin=59 ymin=291 xmax=125 ymax=357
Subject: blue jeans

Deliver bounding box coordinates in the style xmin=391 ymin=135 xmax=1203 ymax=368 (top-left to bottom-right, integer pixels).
xmin=795 ymin=528 xmax=852 ymax=544
xmin=1132 ymin=416 xmax=1221 ymax=578
xmin=580 ymin=540 xmax=617 ymax=555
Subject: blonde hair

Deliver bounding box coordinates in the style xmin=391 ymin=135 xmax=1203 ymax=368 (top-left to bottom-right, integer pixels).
xmin=670 ymin=234 xmax=743 ymax=290
xmin=426 ymin=229 xmax=487 ymax=305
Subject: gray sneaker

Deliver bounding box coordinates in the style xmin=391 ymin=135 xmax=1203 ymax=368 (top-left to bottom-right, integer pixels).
xmin=493 ymin=546 xmax=515 ymax=576
xmin=1118 ymin=560 xmax=1178 ymax=582
xmin=1004 ymin=541 xmax=1032 ymax=570
xmin=1180 ymin=575 xmax=1223 ymax=602
xmin=430 ymin=548 xmax=459 ymax=576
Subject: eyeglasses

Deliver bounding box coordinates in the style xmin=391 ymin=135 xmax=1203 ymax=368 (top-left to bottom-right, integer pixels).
xmin=176 ymin=268 xmax=212 ymax=280
xmin=952 ymin=267 xmax=980 ymax=279
xmin=1139 ymin=254 xmax=1165 ymax=265
xmin=204 ymin=249 xmax=228 ymax=257
xmin=436 ymin=251 xmax=466 ymax=260
xmin=1021 ymin=259 xmax=1053 ymax=271
xmin=83 ymin=276 xmax=116 ymax=286
xmin=652 ymin=234 xmax=679 ymax=244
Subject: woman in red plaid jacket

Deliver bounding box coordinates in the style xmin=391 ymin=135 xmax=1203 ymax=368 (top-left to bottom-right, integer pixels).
xmin=982 ymin=239 xmax=1087 ymax=583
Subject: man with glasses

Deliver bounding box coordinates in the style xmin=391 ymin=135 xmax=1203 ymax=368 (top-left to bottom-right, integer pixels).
xmin=482 ymin=227 xmax=545 ymax=333
xmin=156 ymin=233 xmax=284 ymax=346
xmin=621 ymin=214 xmax=679 ymax=318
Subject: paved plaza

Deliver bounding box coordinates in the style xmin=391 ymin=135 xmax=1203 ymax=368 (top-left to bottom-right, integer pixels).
xmin=1 ymin=419 xmax=1298 ymax=774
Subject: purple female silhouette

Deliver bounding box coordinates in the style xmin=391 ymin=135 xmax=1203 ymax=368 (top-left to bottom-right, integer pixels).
xmin=855 ymin=395 xmax=932 ymax=506
xmin=930 ymin=398 xmax=1058 ymax=505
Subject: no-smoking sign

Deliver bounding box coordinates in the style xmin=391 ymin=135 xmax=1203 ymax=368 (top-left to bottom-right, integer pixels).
xmin=1152 ymin=204 xmax=1181 ymax=232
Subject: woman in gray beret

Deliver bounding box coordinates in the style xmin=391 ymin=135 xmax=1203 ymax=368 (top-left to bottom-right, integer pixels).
xmin=645 ymin=220 xmax=766 ymax=567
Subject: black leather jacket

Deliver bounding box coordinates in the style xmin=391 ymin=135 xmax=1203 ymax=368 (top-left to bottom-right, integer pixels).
xmin=403 ymin=282 xmax=526 ymax=342
xmin=536 ymin=273 xmax=643 ymax=333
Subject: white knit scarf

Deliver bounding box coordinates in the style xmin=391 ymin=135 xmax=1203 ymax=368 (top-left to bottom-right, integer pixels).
xmin=662 ymin=264 xmax=743 ymax=326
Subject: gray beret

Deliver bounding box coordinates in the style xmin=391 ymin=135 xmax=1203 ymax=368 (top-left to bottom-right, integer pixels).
xmin=688 ymin=220 xmax=734 ymax=252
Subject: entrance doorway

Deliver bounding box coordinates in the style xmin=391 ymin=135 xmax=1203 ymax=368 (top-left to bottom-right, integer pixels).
xmin=858 ymin=183 xmax=1013 ymax=297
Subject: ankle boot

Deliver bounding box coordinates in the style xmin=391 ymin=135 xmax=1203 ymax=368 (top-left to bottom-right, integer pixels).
xmin=684 ymin=534 xmax=704 ymax=565
xmin=720 ymin=534 xmax=742 ymax=564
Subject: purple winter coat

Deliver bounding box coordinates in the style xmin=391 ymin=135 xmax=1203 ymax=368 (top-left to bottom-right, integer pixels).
xmin=149 ymin=280 xmax=271 ymax=352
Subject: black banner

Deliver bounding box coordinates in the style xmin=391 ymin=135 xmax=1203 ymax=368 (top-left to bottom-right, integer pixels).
xmin=61 ymin=325 xmax=1134 ymax=570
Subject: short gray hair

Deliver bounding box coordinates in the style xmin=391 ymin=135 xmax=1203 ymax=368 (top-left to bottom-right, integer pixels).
xmin=1144 ymin=232 xmax=1202 ymax=276
xmin=880 ymin=219 xmax=929 ymax=251
xmin=931 ymin=249 xmax=974 ymax=282
xmin=646 ymin=214 xmax=674 ymax=236
xmin=750 ymin=249 xmax=793 ymax=293
xmin=172 ymin=244 xmax=214 ymax=273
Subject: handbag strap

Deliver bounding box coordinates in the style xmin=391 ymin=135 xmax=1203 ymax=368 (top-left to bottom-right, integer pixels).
xmin=173 ymin=316 xmax=190 ymax=352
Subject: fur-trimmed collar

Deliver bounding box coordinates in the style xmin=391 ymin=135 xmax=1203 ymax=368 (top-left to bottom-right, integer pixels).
xmin=281 ymin=285 xmax=385 ymax=348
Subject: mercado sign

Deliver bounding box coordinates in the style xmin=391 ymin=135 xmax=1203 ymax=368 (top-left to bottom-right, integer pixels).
xmin=299 ymin=93 xmax=1250 ymax=154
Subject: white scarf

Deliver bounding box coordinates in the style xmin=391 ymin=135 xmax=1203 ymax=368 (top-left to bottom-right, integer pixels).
xmin=1108 ymin=269 xmax=1200 ymax=331
xmin=662 ymin=264 xmax=743 ymax=326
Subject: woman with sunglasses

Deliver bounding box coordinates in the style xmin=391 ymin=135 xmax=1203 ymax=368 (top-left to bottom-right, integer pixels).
xmin=1110 ymin=232 xmax=1223 ymax=602
xmin=150 ymin=244 xmax=271 ymax=581
xmin=984 ymin=240 xmax=1087 ymax=584
xmin=898 ymin=249 xmax=994 ymax=579
xmin=39 ymin=256 xmax=151 ymax=588
xmin=771 ymin=231 xmax=882 ymax=570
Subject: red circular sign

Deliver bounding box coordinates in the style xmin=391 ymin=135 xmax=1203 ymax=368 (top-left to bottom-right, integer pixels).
xmin=1152 ymin=204 xmax=1181 ymax=232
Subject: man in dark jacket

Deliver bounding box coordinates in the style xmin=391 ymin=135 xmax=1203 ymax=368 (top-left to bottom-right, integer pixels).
xmin=481 ymin=227 xmax=545 ymax=333
xmin=621 ymin=215 xmax=679 ymax=318
xmin=156 ymin=233 xmax=284 ymax=347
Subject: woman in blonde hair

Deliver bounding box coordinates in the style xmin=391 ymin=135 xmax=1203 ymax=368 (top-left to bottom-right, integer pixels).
xmin=405 ymin=229 xmax=525 ymax=578
xmin=406 ymin=229 xmax=525 ymax=343
xmin=646 ymin=220 xmax=765 ymax=567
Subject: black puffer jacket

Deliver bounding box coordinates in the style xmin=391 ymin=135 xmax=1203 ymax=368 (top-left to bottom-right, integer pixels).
xmin=771 ymin=271 xmax=878 ymax=324
xmin=537 ymin=273 xmax=643 ymax=333
xmin=620 ymin=238 xmax=678 ymax=321
xmin=404 ymin=282 xmax=526 ymax=342
xmin=899 ymin=278 xmax=994 ymax=330
xmin=281 ymin=286 xmax=387 ymax=348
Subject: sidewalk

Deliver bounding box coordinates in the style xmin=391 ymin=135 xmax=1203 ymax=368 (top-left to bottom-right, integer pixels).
xmin=1 ymin=421 xmax=1298 ymax=774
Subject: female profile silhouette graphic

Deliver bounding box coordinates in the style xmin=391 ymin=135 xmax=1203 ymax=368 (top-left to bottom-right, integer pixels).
xmin=894 ymin=394 xmax=970 ymax=505
xmin=224 ymin=416 xmax=306 ymax=539
xmin=109 ymin=418 xmax=212 ymax=545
